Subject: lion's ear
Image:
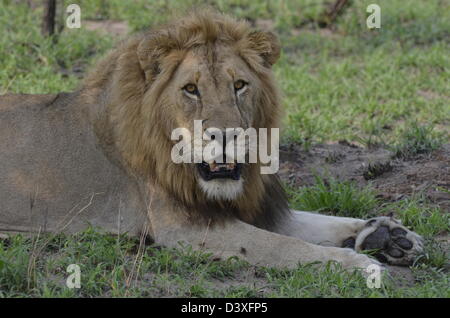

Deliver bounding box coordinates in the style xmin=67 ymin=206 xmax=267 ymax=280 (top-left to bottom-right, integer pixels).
xmin=137 ymin=32 xmax=173 ymax=83
xmin=246 ymin=30 xmax=281 ymax=67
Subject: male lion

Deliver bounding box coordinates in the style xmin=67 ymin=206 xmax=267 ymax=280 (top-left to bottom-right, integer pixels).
xmin=0 ymin=10 xmax=423 ymax=270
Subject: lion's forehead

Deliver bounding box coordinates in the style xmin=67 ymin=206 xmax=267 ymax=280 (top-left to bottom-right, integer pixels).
xmin=179 ymin=46 xmax=250 ymax=81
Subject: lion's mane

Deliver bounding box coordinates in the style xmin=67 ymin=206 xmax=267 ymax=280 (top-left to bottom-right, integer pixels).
xmin=81 ymin=9 xmax=290 ymax=229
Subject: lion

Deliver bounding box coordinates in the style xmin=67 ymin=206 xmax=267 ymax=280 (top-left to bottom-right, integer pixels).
xmin=0 ymin=10 xmax=423 ymax=270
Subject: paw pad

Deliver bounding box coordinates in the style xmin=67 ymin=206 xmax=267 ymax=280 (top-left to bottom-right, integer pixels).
xmin=355 ymin=216 xmax=424 ymax=266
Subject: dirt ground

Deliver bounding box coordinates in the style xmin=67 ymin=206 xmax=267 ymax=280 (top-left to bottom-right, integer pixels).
xmin=279 ymin=142 xmax=450 ymax=212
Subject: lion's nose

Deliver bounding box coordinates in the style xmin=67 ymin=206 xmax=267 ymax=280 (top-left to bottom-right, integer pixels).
xmin=203 ymin=128 xmax=239 ymax=163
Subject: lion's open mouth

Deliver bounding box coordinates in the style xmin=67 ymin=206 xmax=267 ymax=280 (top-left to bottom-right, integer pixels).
xmin=197 ymin=162 xmax=242 ymax=181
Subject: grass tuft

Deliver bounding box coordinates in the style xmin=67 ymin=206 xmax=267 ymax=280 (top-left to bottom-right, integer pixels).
xmin=392 ymin=122 xmax=444 ymax=159
xmin=382 ymin=196 xmax=449 ymax=237
xmin=362 ymin=161 xmax=393 ymax=180
xmin=287 ymin=176 xmax=379 ymax=218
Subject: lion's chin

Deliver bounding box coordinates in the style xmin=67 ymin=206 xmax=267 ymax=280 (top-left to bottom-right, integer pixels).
xmin=197 ymin=177 xmax=244 ymax=201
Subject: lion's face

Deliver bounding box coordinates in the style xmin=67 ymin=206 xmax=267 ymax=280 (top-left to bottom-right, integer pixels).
xmin=160 ymin=44 xmax=261 ymax=200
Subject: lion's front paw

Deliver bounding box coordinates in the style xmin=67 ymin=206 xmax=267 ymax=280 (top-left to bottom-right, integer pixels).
xmin=354 ymin=216 xmax=424 ymax=266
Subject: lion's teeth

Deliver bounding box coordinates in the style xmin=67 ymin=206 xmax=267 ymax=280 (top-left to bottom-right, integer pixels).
xmin=208 ymin=162 xmax=218 ymax=172
xmin=206 ymin=161 xmax=236 ymax=172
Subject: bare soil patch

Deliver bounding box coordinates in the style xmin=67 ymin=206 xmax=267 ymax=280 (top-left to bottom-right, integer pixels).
xmin=279 ymin=142 xmax=450 ymax=213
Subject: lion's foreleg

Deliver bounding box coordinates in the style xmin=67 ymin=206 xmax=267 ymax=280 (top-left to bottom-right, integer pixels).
xmin=146 ymin=200 xmax=378 ymax=270
xmin=273 ymin=210 xmax=366 ymax=248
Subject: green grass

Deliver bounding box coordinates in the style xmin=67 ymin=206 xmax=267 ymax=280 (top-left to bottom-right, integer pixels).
xmin=1 ymin=0 xmax=448 ymax=142
xmin=2 ymin=175 xmax=446 ymax=298
xmin=288 ymin=177 xmax=449 ymax=238
xmin=384 ymin=197 xmax=449 ymax=237
xmin=1 ymin=227 xmax=448 ymax=298
xmin=277 ymin=0 xmax=450 ymax=145
xmin=392 ymin=122 xmax=445 ymax=159
xmin=0 ymin=2 xmax=113 ymax=94
xmin=286 ymin=176 xmax=380 ymax=219
xmin=0 ymin=0 xmax=449 ymax=298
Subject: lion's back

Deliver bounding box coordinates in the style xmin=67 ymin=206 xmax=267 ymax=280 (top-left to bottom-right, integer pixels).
xmin=0 ymin=93 xmax=57 ymax=107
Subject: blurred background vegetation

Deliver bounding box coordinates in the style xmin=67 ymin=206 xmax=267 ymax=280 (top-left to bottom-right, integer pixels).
xmin=1 ymin=0 xmax=448 ymax=146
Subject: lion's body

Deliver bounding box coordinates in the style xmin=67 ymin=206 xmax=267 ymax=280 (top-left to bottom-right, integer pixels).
xmin=0 ymin=10 xmax=422 ymax=269
xmin=0 ymin=93 xmax=147 ymax=235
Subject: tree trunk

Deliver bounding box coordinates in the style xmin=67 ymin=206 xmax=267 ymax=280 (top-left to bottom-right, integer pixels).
xmin=41 ymin=0 xmax=57 ymax=37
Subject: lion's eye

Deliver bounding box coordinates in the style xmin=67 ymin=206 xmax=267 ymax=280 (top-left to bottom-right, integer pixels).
xmin=234 ymin=80 xmax=247 ymax=92
xmin=183 ymin=84 xmax=199 ymax=96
